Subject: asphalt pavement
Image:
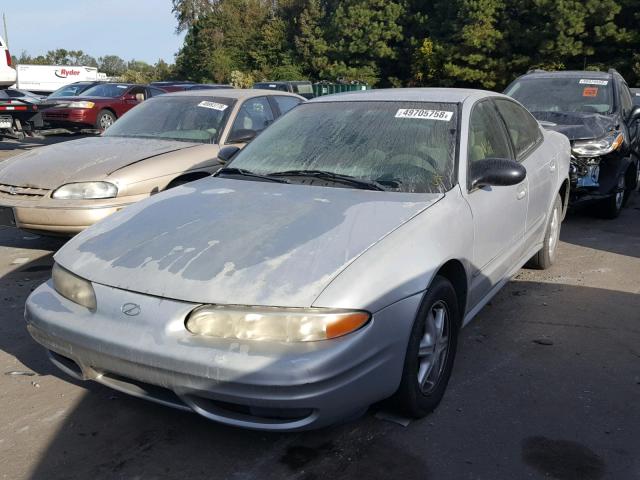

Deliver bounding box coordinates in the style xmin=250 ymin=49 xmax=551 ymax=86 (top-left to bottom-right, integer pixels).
xmin=0 ymin=136 xmax=638 ymax=480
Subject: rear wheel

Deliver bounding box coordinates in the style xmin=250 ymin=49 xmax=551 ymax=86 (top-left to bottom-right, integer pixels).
xmin=598 ymin=174 xmax=625 ymax=219
xmin=528 ymin=194 xmax=562 ymax=270
xmin=393 ymin=276 xmax=460 ymax=418
xmin=95 ymin=110 xmax=116 ymax=130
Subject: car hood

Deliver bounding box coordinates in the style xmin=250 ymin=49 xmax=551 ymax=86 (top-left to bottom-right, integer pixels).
xmin=0 ymin=136 xmax=198 ymax=189
xmin=55 ymin=178 xmax=442 ymax=307
xmin=532 ymin=111 xmax=618 ymax=141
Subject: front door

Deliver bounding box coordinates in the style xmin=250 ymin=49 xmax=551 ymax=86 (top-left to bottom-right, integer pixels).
xmin=463 ymin=99 xmax=528 ymax=308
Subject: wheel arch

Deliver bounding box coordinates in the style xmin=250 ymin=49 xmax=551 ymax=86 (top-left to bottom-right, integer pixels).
xmin=433 ymin=259 xmax=468 ymax=323
xmin=559 ymin=177 xmax=570 ymax=219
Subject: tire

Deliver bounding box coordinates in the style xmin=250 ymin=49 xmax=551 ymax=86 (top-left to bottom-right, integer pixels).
xmin=623 ymin=164 xmax=636 ymax=205
xmin=95 ymin=110 xmax=116 ymax=130
xmin=597 ymin=174 xmax=625 ymax=219
xmin=528 ymin=194 xmax=562 ymax=270
xmin=392 ymin=275 xmax=460 ymax=418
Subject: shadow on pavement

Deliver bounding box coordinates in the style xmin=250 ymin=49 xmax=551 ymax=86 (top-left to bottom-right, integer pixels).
xmin=20 ymin=280 xmax=639 ymax=480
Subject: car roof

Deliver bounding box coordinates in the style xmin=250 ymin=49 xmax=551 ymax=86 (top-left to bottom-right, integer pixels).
xmin=517 ymin=70 xmax=612 ymax=80
xmin=163 ymin=88 xmax=304 ymax=100
xmin=307 ymin=88 xmax=505 ymax=104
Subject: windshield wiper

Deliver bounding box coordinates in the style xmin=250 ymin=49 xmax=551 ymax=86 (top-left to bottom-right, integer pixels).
xmin=216 ymin=167 xmax=289 ymax=183
xmin=269 ymin=170 xmax=385 ymax=191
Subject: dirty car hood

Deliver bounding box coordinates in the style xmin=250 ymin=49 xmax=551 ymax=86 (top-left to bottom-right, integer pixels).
xmin=55 ymin=178 xmax=442 ymax=307
xmin=532 ymin=111 xmax=617 ymax=141
xmin=0 ymin=136 xmax=197 ymax=189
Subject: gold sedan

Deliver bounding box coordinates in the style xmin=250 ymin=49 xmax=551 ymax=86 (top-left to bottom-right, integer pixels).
xmin=0 ymin=89 xmax=304 ymax=235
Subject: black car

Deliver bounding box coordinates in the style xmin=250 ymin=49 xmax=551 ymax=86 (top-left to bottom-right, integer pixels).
xmin=253 ymin=81 xmax=314 ymax=99
xmin=632 ymin=88 xmax=640 ymax=107
xmin=505 ymin=69 xmax=640 ymax=218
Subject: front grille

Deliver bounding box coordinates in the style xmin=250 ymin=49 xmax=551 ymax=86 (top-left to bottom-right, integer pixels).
xmin=0 ymin=183 xmax=50 ymax=198
xmin=43 ymin=111 xmax=69 ymax=119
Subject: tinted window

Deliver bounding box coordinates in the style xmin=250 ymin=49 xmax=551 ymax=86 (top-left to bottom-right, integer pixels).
xmin=104 ymin=96 xmax=234 ymax=143
xmin=494 ymin=99 xmax=542 ymax=160
xmin=273 ymin=95 xmax=302 ymax=115
xmin=230 ymin=97 xmax=274 ymax=135
xmin=619 ymin=82 xmax=633 ymax=117
xmin=468 ymin=100 xmax=513 ymax=164
xmin=82 ymin=84 xmax=132 ymax=98
xmin=505 ymin=76 xmax=614 ymax=114
xmin=254 ymin=83 xmax=289 ymax=92
xmin=147 ymin=87 xmax=167 ymax=97
xmin=293 ymin=83 xmax=313 ymax=95
xmin=228 ymin=101 xmax=459 ymax=194
xmin=49 ymin=83 xmax=94 ymax=98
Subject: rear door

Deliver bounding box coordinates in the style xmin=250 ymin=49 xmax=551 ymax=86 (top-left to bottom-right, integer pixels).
xmin=493 ymin=98 xmax=552 ymax=245
xmin=463 ymin=99 xmax=528 ymax=307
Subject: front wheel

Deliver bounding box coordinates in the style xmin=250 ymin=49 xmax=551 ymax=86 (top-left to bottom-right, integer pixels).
xmin=597 ymin=174 xmax=625 ymax=219
xmin=95 ymin=110 xmax=116 ymax=130
xmin=392 ymin=276 xmax=460 ymax=418
xmin=528 ymin=194 xmax=562 ymax=270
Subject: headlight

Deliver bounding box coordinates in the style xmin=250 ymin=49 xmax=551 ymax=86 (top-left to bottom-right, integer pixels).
xmin=52 ymin=182 xmax=118 ymax=200
xmin=52 ymin=263 xmax=96 ymax=310
xmin=572 ymin=132 xmax=623 ymax=157
xmin=185 ymin=305 xmax=370 ymax=342
xmin=67 ymin=101 xmax=95 ymax=108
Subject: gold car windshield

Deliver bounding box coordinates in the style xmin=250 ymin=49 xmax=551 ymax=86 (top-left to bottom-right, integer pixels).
xmin=105 ymin=96 xmax=236 ymax=144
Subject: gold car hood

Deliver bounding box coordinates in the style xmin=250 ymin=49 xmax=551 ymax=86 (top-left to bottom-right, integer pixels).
xmin=0 ymin=136 xmax=198 ymax=189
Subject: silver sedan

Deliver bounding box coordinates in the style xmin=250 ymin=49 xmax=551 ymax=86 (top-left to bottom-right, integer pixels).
xmin=25 ymin=88 xmax=571 ymax=431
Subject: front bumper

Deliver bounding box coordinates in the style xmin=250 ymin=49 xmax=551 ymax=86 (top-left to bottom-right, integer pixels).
xmin=0 ymin=194 xmax=147 ymax=235
xmin=25 ymin=282 xmax=420 ymax=431
xmin=42 ymin=108 xmax=97 ymax=128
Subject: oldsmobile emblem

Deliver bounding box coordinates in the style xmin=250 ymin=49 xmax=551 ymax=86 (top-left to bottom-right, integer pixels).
xmin=8 ymin=186 xmax=17 ymax=195
xmin=121 ymin=303 xmax=141 ymax=316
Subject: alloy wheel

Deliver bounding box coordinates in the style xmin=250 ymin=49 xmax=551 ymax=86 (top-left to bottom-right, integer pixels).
xmin=548 ymin=205 xmax=560 ymax=258
xmin=417 ymin=300 xmax=450 ymax=395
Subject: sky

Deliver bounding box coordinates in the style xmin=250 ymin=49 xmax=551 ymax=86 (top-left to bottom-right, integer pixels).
xmin=2 ymin=0 xmax=185 ymax=64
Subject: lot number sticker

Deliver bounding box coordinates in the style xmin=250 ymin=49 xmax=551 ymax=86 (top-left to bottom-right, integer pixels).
xmin=579 ymin=79 xmax=608 ymax=86
xmin=197 ymin=101 xmax=228 ymax=111
xmin=395 ymin=109 xmax=453 ymax=121
xmin=583 ymin=87 xmax=598 ymax=97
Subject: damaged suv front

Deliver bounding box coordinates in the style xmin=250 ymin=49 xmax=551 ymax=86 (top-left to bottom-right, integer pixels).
xmin=506 ymin=70 xmax=640 ymax=218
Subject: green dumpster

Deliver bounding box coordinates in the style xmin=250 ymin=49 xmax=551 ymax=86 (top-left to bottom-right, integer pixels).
xmin=312 ymin=82 xmax=370 ymax=98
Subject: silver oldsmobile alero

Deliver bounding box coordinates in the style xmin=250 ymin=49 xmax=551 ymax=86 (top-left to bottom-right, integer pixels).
xmin=25 ymin=89 xmax=571 ymax=431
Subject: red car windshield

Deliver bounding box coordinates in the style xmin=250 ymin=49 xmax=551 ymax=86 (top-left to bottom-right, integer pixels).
xmin=81 ymin=84 xmax=132 ymax=98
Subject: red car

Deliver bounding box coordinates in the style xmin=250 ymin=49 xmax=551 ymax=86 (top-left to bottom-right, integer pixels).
xmin=43 ymin=83 xmax=167 ymax=130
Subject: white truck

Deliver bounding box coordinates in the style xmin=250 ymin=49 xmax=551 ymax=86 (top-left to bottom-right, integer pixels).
xmin=12 ymin=64 xmax=101 ymax=94
xmin=0 ymin=35 xmax=17 ymax=88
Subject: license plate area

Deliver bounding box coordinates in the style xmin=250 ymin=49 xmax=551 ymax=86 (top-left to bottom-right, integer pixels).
xmin=0 ymin=206 xmax=16 ymax=227
xmin=0 ymin=115 xmax=12 ymax=129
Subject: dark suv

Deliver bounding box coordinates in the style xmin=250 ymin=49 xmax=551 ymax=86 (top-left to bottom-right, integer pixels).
xmin=505 ymin=69 xmax=640 ymax=218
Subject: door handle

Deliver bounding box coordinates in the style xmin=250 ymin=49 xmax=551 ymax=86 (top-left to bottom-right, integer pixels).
xmin=549 ymin=161 xmax=557 ymax=173
xmin=516 ymin=187 xmax=527 ymax=200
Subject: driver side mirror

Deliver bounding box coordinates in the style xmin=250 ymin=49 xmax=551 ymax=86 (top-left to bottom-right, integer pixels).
xmin=218 ymin=146 xmax=240 ymax=163
xmin=226 ymin=128 xmax=257 ymax=144
xmin=629 ymin=105 xmax=640 ymax=122
xmin=469 ymin=158 xmax=526 ymax=190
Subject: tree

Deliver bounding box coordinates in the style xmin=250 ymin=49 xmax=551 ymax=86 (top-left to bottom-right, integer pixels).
xmin=98 ymin=55 xmax=127 ymax=76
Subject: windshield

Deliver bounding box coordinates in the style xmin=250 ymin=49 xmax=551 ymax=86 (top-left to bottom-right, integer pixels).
xmin=81 ymin=84 xmax=131 ymax=98
xmin=49 ymin=83 xmax=93 ymax=98
xmin=227 ymin=101 xmax=458 ymax=193
xmin=505 ymin=77 xmax=614 ymax=114
xmin=104 ymin=96 xmax=235 ymax=143
xmin=294 ymin=84 xmax=313 ymax=94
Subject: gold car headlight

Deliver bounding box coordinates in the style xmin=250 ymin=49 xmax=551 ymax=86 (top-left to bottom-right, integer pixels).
xmin=52 ymin=263 xmax=96 ymax=310
xmin=185 ymin=305 xmax=370 ymax=342
xmin=52 ymin=181 xmax=118 ymax=200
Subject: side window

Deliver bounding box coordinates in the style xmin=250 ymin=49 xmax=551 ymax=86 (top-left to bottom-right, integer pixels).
xmin=468 ymin=100 xmax=513 ymax=169
xmin=128 ymin=86 xmax=146 ymax=101
xmin=147 ymin=87 xmax=166 ymax=98
xmin=230 ymin=96 xmax=274 ymax=134
xmin=619 ymin=82 xmax=633 ymax=117
xmin=272 ymin=95 xmax=302 ymax=116
xmin=494 ymin=99 xmax=543 ymax=160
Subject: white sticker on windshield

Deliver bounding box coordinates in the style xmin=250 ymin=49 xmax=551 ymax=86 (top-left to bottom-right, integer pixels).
xmin=197 ymin=101 xmax=228 ymax=111
xmin=116 ymin=85 xmax=128 ymax=88
xmin=395 ymin=109 xmax=453 ymax=121
xmin=579 ymin=79 xmax=608 ymax=86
